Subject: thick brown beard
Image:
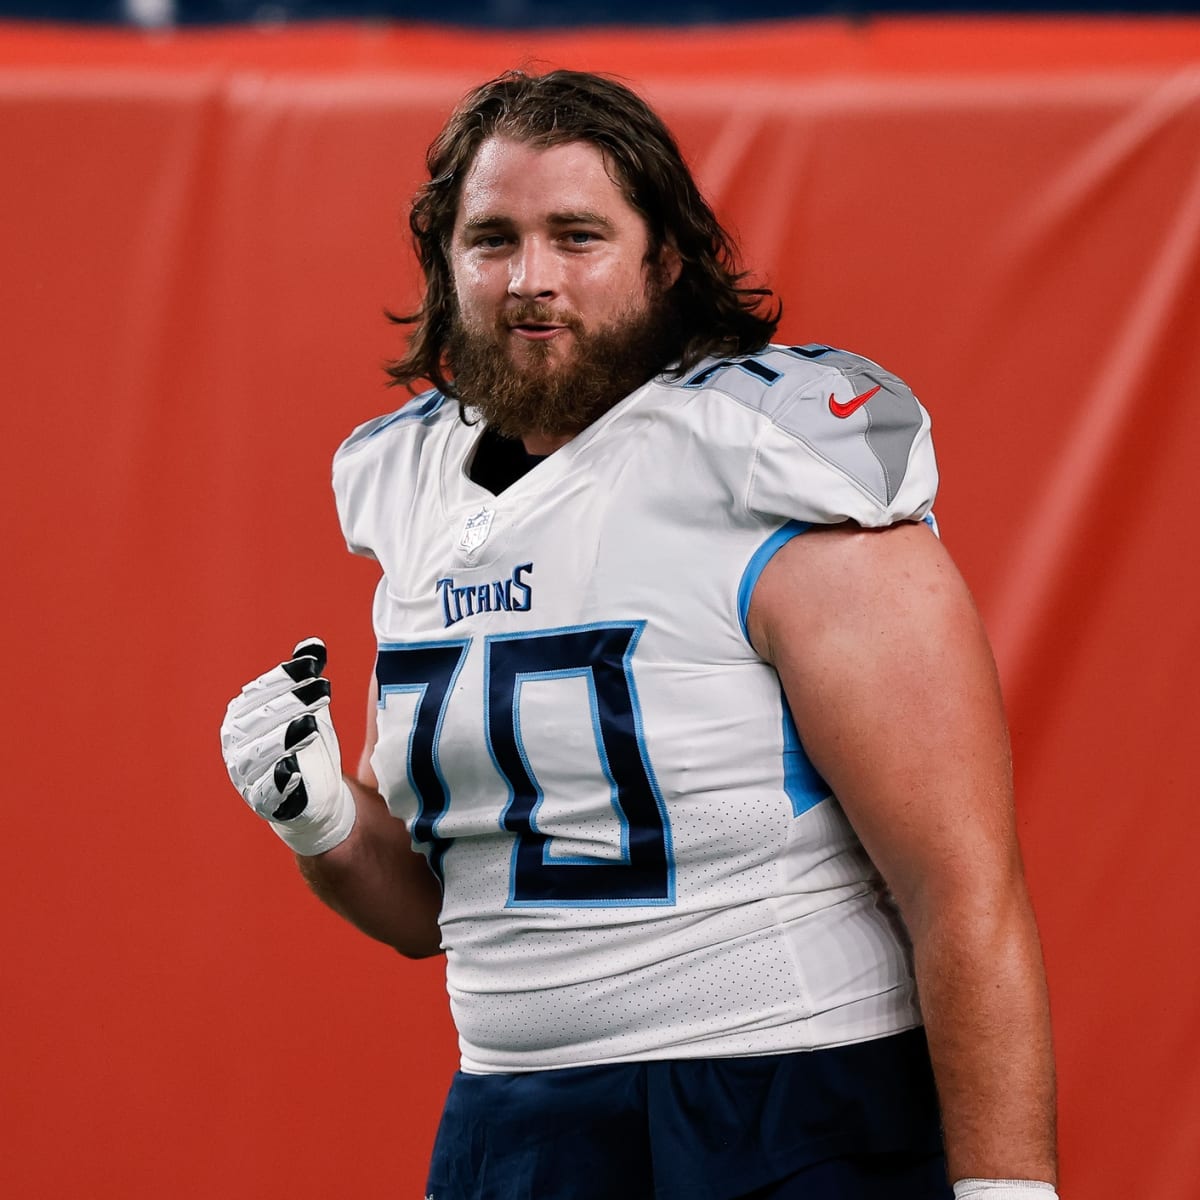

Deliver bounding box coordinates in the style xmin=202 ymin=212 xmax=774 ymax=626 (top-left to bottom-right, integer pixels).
xmin=446 ymin=293 xmax=680 ymax=440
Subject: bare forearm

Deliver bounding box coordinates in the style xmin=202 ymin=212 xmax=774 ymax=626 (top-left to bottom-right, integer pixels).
xmin=296 ymin=776 xmax=444 ymax=958
xmin=910 ymin=887 xmax=1057 ymax=1187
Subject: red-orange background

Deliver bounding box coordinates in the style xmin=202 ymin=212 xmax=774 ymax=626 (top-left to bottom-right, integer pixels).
xmin=3 ymin=18 xmax=1198 ymax=1199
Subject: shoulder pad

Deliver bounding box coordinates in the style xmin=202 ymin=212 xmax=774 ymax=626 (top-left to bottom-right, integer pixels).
xmin=335 ymin=389 xmax=448 ymax=460
xmin=331 ymin=389 xmax=450 ymax=561
xmin=677 ymin=345 xmax=934 ymax=514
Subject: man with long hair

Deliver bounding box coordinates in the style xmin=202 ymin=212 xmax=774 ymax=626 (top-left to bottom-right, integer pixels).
xmin=221 ymin=70 xmax=1058 ymax=1200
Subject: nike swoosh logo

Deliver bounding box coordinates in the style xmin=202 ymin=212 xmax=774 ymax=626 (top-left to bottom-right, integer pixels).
xmin=829 ymin=384 xmax=881 ymax=418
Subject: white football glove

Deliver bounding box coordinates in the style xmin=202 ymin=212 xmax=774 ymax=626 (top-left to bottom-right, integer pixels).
xmin=220 ymin=638 xmax=356 ymax=857
xmin=953 ymin=1182 xmax=1058 ymax=1199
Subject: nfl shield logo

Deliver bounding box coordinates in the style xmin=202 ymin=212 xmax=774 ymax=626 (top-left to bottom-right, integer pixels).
xmin=458 ymin=506 xmax=494 ymax=553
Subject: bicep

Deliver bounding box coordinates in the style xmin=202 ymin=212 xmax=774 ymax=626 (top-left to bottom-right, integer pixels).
xmin=746 ymin=521 xmax=1020 ymax=923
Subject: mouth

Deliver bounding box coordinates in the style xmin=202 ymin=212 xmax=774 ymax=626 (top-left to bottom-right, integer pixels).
xmin=508 ymin=322 xmax=569 ymax=341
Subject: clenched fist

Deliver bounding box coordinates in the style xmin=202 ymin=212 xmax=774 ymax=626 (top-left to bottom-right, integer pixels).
xmin=220 ymin=639 xmax=357 ymax=856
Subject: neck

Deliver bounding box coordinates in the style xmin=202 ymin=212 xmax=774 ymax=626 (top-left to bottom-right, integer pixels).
xmin=521 ymin=431 xmax=576 ymax=456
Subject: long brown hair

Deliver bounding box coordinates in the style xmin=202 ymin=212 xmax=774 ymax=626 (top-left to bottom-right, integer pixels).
xmin=385 ymin=69 xmax=780 ymax=394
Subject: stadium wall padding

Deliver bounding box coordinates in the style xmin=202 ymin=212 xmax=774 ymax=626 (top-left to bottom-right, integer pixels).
xmin=2 ymin=18 xmax=1199 ymax=1199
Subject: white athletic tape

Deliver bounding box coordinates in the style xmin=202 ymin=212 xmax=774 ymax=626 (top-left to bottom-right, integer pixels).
xmin=953 ymin=1181 xmax=1058 ymax=1199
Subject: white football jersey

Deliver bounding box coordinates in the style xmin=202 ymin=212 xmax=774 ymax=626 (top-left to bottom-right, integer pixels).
xmin=333 ymin=344 xmax=938 ymax=1073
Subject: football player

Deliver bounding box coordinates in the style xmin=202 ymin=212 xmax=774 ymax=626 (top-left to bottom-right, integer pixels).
xmin=221 ymin=70 xmax=1058 ymax=1200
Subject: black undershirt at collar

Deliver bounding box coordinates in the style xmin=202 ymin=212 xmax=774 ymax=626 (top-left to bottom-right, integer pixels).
xmin=468 ymin=426 xmax=548 ymax=495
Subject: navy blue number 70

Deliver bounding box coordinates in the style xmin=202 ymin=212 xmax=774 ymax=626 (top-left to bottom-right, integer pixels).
xmin=376 ymin=624 xmax=674 ymax=908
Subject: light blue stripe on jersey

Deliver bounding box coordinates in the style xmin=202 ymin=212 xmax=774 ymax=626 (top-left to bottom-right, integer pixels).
xmin=366 ymin=389 xmax=445 ymax=438
xmin=780 ymin=706 xmax=832 ymax=817
xmin=738 ymin=520 xmax=831 ymax=818
xmin=736 ymin=519 xmax=810 ymax=641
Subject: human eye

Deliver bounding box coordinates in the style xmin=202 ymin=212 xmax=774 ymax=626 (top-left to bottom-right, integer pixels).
xmin=562 ymin=229 xmax=599 ymax=248
xmin=475 ymin=233 xmax=509 ymax=250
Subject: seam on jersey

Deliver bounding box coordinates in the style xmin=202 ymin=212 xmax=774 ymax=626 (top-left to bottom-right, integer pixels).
xmin=765 ymin=890 xmax=816 ymax=1020
xmin=862 ymin=400 xmax=893 ymax=505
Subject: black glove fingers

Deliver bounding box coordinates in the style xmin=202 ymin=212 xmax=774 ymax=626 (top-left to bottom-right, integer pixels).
xmin=284 ymin=712 xmax=318 ymax=751
xmin=282 ymin=654 xmax=322 ymax=684
xmin=273 ymin=754 xmax=299 ymax=794
xmin=272 ymin=777 xmax=309 ymax=821
xmin=293 ymin=677 xmax=331 ymax=707
xmin=289 ymin=638 xmax=328 ymax=676
xmin=270 ymin=754 xmax=310 ymax=820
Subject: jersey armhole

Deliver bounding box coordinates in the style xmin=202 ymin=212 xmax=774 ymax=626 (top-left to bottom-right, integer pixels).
xmin=736 ymin=519 xmax=834 ymax=818
xmin=735 ymin=519 xmax=811 ymax=645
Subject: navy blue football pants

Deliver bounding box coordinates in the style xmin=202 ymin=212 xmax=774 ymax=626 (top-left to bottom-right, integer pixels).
xmin=425 ymin=1027 xmax=953 ymax=1200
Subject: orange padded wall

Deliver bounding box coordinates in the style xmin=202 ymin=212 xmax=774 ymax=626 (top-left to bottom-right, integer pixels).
xmin=2 ymin=18 xmax=1198 ymax=1199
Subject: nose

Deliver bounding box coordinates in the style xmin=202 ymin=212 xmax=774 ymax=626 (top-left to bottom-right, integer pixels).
xmin=507 ymin=237 xmax=557 ymax=301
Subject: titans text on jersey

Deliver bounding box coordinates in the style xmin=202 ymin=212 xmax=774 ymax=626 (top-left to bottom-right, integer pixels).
xmin=437 ymin=562 xmax=534 ymax=628
xmin=332 ymin=344 xmax=939 ymax=1074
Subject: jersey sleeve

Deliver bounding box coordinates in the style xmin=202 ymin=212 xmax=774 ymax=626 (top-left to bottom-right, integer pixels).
xmin=745 ymin=347 xmax=938 ymax=528
xmin=331 ymin=428 xmax=380 ymax=560
xmin=330 ymin=391 xmax=446 ymax=560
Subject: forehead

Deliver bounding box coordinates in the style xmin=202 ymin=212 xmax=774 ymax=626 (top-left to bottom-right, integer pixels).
xmin=454 ymin=136 xmax=642 ymax=228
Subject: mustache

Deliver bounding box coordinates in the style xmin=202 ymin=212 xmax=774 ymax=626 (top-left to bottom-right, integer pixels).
xmin=500 ymin=303 xmax=584 ymax=332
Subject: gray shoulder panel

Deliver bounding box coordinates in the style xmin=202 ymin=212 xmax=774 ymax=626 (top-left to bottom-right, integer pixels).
xmin=679 ymin=344 xmax=926 ymax=506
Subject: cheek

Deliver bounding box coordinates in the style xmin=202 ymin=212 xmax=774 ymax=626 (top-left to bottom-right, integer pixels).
xmin=582 ymin=260 xmax=650 ymax=318
xmin=451 ymin=266 xmax=497 ymax=325
xmin=601 ymin=264 xmax=656 ymax=321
